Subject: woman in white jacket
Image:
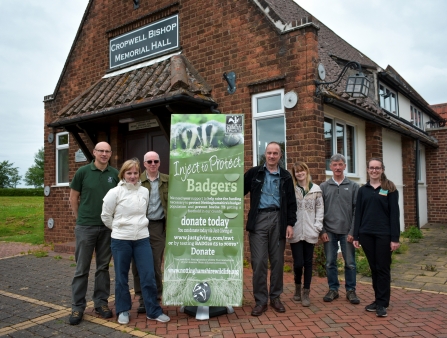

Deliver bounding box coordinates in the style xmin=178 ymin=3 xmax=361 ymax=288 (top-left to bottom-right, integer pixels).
xmin=287 ymin=161 xmax=324 ymax=307
xmin=101 ymin=159 xmax=170 ymax=325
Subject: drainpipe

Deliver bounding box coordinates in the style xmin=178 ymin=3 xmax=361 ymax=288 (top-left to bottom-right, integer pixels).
xmin=415 ymin=139 xmax=420 ymax=229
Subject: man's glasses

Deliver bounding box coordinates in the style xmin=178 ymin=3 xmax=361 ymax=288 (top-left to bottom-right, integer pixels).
xmin=368 ymin=167 xmax=382 ymax=171
xmin=94 ymin=149 xmax=111 ymax=154
xmin=145 ymin=160 xmax=159 ymax=164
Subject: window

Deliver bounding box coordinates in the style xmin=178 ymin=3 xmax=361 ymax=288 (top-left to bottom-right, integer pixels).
xmin=379 ymin=84 xmax=398 ymax=115
xmin=252 ymin=89 xmax=286 ymax=168
xmin=56 ymin=132 xmax=69 ymax=185
xmin=411 ymin=105 xmax=424 ymax=130
xmin=324 ymin=117 xmax=356 ymax=174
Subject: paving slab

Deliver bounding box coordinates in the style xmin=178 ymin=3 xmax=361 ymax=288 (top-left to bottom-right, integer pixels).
xmin=1 ymin=223 xmax=447 ymax=337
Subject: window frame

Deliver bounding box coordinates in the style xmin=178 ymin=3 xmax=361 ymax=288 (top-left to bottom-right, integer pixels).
xmin=251 ymin=89 xmax=286 ymax=167
xmin=411 ymin=105 xmax=424 ymax=130
xmin=324 ymin=116 xmax=357 ymax=176
xmin=55 ymin=132 xmax=69 ymax=186
xmin=379 ymin=83 xmax=399 ymax=115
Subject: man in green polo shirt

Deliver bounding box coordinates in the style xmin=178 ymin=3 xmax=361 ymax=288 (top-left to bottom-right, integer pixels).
xmin=68 ymin=142 xmax=119 ymax=325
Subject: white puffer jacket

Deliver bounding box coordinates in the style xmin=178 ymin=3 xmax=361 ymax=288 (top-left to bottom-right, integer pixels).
xmin=287 ymin=183 xmax=324 ymax=244
xmin=101 ymin=180 xmax=149 ymax=240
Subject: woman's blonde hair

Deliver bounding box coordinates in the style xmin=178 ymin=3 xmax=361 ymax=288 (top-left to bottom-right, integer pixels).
xmin=368 ymin=158 xmax=396 ymax=192
xmin=291 ymin=161 xmax=312 ymax=192
xmin=118 ymin=159 xmax=141 ymax=180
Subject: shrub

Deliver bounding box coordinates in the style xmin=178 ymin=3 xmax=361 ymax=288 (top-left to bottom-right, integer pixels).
xmin=0 ymin=188 xmax=44 ymax=196
xmin=313 ymin=244 xmax=327 ymax=277
xmin=402 ymin=226 xmax=423 ymax=243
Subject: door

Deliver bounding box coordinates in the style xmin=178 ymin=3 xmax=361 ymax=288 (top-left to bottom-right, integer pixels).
xmin=125 ymin=130 xmax=170 ymax=174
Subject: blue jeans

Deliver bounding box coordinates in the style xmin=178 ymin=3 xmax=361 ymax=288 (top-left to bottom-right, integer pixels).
xmin=111 ymin=238 xmax=162 ymax=318
xmin=323 ymin=232 xmax=356 ymax=291
xmin=72 ymin=225 xmax=112 ymax=312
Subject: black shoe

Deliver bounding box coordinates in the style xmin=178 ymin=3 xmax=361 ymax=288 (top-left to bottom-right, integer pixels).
xmin=95 ymin=305 xmax=113 ymax=318
xmin=323 ymin=289 xmax=339 ymax=302
xmin=137 ymin=304 xmax=146 ymax=313
xmin=69 ymin=311 xmax=83 ymax=325
xmin=346 ymin=290 xmax=360 ymax=304
xmin=365 ymin=302 xmax=377 ymax=312
xmin=376 ymin=306 xmax=388 ymax=317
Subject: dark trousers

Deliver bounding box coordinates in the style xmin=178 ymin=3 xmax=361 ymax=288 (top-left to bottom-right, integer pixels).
xmin=249 ymin=210 xmax=285 ymax=306
xmin=132 ymin=219 xmax=165 ymax=304
xmin=290 ymin=240 xmax=315 ymax=289
xmin=359 ymin=233 xmax=392 ymax=307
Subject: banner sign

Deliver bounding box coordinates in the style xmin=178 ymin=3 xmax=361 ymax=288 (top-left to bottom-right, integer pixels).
xmin=109 ymin=14 xmax=179 ymax=69
xmin=163 ymin=114 xmax=244 ymax=307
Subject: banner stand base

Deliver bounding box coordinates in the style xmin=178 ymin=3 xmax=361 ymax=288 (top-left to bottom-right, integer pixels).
xmin=180 ymin=306 xmax=234 ymax=320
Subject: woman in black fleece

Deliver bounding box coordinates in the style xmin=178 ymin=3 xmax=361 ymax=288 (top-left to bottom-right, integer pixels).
xmin=353 ymin=158 xmax=400 ymax=318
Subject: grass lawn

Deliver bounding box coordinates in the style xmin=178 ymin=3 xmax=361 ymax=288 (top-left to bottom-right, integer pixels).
xmin=0 ymin=196 xmax=44 ymax=245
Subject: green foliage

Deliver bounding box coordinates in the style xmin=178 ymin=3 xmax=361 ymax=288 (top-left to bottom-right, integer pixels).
xmin=313 ymin=244 xmax=327 ymax=277
xmin=0 ymin=188 xmax=43 ymax=196
xmin=283 ymin=264 xmax=292 ymax=273
xmin=31 ymin=250 xmax=48 ymax=258
xmin=402 ymin=226 xmax=423 ymax=243
xmin=423 ymin=264 xmax=437 ymax=271
xmin=0 ymin=160 xmax=21 ymax=188
xmin=0 ymin=196 xmax=44 ymax=244
xmin=24 ymin=147 xmax=44 ymax=188
xmin=394 ymin=241 xmax=408 ymax=254
xmin=355 ymin=247 xmax=372 ymax=277
xmin=243 ymin=259 xmax=250 ymax=268
xmin=54 ymin=255 xmax=62 ymax=260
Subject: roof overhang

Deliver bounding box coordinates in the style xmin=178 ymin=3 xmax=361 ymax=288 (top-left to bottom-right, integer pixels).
xmin=322 ymin=93 xmax=438 ymax=148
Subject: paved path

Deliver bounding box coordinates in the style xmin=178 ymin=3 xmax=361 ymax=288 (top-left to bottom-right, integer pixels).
xmin=1 ymin=224 xmax=446 ymax=337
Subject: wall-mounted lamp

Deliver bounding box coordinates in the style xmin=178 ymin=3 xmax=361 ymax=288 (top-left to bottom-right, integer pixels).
xmin=119 ymin=117 xmax=135 ymax=123
xmin=315 ymin=61 xmax=370 ymax=98
xmin=223 ymin=72 xmax=236 ymax=94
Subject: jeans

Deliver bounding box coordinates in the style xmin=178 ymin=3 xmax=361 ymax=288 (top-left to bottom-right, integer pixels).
xmin=359 ymin=233 xmax=392 ymax=307
xmin=249 ymin=210 xmax=285 ymax=306
xmin=71 ymin=225 xmax=112 ymax=312
xmin=111 ymin=238 xmax=162 ymax=318
xmin=132 ymin=219 xmax=165 ymax=304
xmin=323 ymin=231 xmax=356 ymax=291
xmin=290 ymin=241 xmax=315 ymax=289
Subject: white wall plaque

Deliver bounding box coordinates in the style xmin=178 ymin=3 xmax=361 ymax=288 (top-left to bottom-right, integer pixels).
xmin=75 ymin=149 xmax=87 ymax=162
xmin=129 ymin=119 xmax=159 ymax=131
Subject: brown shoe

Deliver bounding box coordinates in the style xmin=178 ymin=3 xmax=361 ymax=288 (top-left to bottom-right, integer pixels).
xmin=251 ymin=304 xmax=268 ymax=316
xmin=270 ymin=297 xmax=285 ymax=313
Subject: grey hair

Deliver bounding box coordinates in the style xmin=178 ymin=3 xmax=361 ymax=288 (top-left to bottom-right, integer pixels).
xmin=330 ymin=153 xmax=346 ymax=164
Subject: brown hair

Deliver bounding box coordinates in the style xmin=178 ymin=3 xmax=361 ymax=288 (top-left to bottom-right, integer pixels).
xmin=368 ymin=158 xmax=396 ymax=192
xmin=291 ymin=161 xmax=312 ymax=192
xmin=118 ymin=159 xmax=141 ymax=180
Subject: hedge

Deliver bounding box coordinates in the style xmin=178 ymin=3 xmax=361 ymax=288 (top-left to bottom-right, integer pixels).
xmin=0 ymin=188 xmax=44 ymax=196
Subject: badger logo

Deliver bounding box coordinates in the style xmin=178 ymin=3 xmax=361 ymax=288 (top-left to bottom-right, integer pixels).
xmin=192 ymin=282 xmax=211 ymax=303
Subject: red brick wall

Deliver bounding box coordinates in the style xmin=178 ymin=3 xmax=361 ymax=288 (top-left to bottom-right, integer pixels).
xmin=401 ymin=136 xmax=417 ymax=227
xmin=43 ymin=0 xmax=326 ymax=261
xmin=426 ymin=128 xmax=447 ymax=223
xmin=364 ymin=121 xmax=383 ymax=161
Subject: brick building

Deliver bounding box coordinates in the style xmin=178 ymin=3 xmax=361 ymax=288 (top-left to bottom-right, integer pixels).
xmin=43 ymin=0 xmax=446 ymax=258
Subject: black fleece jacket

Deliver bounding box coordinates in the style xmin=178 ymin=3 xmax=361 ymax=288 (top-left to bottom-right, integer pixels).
xmin=353 ymin=182 xmax=400 ymax=243
xmin=244 ymin=165 xmax=297 ymax=238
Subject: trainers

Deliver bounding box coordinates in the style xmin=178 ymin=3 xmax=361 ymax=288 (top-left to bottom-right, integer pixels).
xmin=147 ymin=313 xmax=170 ymax=322
xmin=346 ymin=290 xmax=360 ymax=304
xmin=365 ymin=302 xmax=377 ymax=312
xmin=118 ymin=311 xmax=130 ymax=324
xmin=137 ymin=303 xmax=146 ymax=313
xmin=376 ymin=306 xmax=388 ymax=317
xmin=95 ymin=305 xmax=113 ymax=319
xmin=323 ymin=289 xmax=339 ymax=302
xmin=365 ymin=302 xmax=388 ymax=312
xmin=69 ymin=311 xmax=83 ymax=325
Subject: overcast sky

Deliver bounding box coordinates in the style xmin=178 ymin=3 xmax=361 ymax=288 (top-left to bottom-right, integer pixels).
xmin=0 ymin=0 xmax=445 ymax=187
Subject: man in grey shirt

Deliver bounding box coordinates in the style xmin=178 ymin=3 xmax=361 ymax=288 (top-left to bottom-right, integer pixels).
xmin=131 ymin=151 xmax=169 ymax=313
xmin=320 ymin=153 xmax=360 ymax=304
